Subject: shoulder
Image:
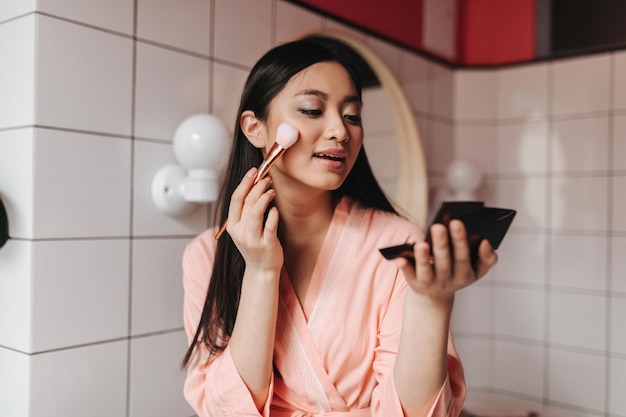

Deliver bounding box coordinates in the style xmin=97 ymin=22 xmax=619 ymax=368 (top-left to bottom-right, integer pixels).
xmin=182 ymin=227 xmax=218 ymax=283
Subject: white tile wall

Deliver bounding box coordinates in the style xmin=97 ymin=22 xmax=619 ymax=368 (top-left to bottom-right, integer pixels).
xmin=495 ymin=62 xmax=549 ymax=121
xmin=549 ymin=292 xmax=606 ymax=351
xmin=0 ymin=15 xmax=35 ymax=130
xmin=454 ymin=70 xmax=496 ymax=121
xmin=613 ymin=50 xmax=626 ymax=111
xmin=495 ymin=122 xmax=549 ymax=174
xmin=0 ymin=0 xmax=35 ymax=21
xmin=32 ymin=129 xmax=132 ymax=239
xmin=548 ymin=349 xmax=606 ymax=411
xmin=453 ymin=338 xmax=491 ymax=388
xmin=276 ymin=1 xmax=323 ymax=43
xmin=451 ymin=283 xmax=492 ymax=334
xmin=212 ymin=61 xmax=249 ymax=126
xmin=610 ymin=296 xmax=626 ymax=355
xmin=0 ymin=348 xmax=30 ymax=417
xmin=0 ymin=128 xmax=35 ymax=238
xmin=614 ymin=115 xmax=626 ymax=171
xmin=137 ymin=0 xmax=211 ymax=55
xmin=38 ymin=0 xmax=134 ymax=35
xmin=134 ymin=42 xmax=210 ymax=141
xmin=30 ymin=240 xmax=130 ymax=352
xmin=213 ymin=0 xmax=272 ymax=67
xmin=30 ymin=341 xmax=128 ymax=417
xmin=551 ymin=54 xmax=611 ymax=116
xmin=131 ymin=238 xmax=188 ymax=336
xmin=489 ymin=177 xmax=548 ymax=229
xmin=494 ymin=340 xmax=544 ymax=398
xmin=609 ymin=357 xmax=626 ymax=416
xmin=494 ymin=287 xmax=545 ymax=342
xmin=551 ymin=116 xmax=609 ymax=173
xmin=129 ymin=331 xmax=192 ymax=417
xmin=454 ymin=125 xmax=495 ymax=176
xmin=613 ymin=176 xmax=626 ymax=232
xmin=550 ymin=234 xmax=608 ymax=291
xmin=0 ymin=240 xmax=32 ymax=352
xmin=36 ymin=15 xmax=134 ymax=136
xmin=550 ymin=177 xmax=609 ymax=231
xmin=612 ymin=237 xmax=626 ymax=293
xmin=492 ymin=232 xmax=547 ymax=286
xmin=401 ymin=53 xmax=431 ymax=114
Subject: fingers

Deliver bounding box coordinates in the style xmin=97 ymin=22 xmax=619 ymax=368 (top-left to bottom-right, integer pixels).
xmin=475 ymin=239 xmax=498 ymax=278
xmin=227 ymin=168 xmax=276 ymax=237
xmin=429 ymin=223 xmax=452 ymax=278
xmin=448 ymin=220 xmax=473 ymax=276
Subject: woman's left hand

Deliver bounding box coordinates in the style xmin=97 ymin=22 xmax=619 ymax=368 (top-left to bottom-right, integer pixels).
xmin=397 ymin=219 xmax=498 ymax=303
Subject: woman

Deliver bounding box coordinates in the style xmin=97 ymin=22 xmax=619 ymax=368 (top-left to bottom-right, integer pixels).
xmin=182 ymin=40 xmax=497 ymax=417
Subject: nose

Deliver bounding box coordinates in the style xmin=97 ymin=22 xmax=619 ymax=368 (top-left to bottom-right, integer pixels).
xmin=324 ymin=113 xmax=349 ymax=143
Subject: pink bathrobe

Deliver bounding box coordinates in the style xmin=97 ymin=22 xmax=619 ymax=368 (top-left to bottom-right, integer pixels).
xmin=183 ymin=197 xmax=466 ymax=417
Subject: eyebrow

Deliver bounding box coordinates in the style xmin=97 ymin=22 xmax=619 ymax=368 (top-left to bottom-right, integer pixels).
xmin=295 ymin=89 xmax=361 ymax=104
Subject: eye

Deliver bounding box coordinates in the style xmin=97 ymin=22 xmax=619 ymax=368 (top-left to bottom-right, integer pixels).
xmin=344 ymin=114 xmax=362 ymax=124
xmin=299 ymin=109 xmax=322 ymax=117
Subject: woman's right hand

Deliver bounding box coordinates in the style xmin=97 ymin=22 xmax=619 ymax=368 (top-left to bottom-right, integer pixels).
xmin=226 ymin=167 xmax=284 ymax=273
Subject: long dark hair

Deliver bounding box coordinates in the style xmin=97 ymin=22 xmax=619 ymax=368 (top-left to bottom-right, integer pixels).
xmin=183 ymin=39 xmax=398 ymax=367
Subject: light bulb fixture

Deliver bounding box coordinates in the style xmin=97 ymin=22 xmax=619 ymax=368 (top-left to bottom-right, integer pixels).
xmin=151 ymin=114 xmax=230 ymax=216
xmin=444 ymin=159 xmax=483 ymax=201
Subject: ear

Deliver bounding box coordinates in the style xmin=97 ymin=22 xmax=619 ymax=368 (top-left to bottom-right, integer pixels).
xmin=240 ymin=110 xmax=267 ymax=149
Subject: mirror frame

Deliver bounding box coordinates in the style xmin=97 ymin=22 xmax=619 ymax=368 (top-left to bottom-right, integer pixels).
xmin=300 ymin=31 xmax=429 ymax=227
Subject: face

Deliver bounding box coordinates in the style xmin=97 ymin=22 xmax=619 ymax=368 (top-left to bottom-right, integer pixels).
xmin=258 ymin=61 xmax=364 ymax=193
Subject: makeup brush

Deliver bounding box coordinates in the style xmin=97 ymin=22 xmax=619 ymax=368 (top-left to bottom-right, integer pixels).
xmin=215 ymin=122 xmax=299 ymax=240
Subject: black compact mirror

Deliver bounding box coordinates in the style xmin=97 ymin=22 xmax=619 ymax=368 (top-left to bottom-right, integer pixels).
xmin=0 ymin=197 xmax=8 ymax=248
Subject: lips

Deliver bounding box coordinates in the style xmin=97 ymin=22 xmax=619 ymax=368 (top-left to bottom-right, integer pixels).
xmin=313 ymin=149 xmax=347 ymax=161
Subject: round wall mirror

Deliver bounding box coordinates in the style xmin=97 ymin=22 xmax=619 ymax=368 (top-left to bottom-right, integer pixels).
xmin=300 ymin=32 xmax=428 ymax=227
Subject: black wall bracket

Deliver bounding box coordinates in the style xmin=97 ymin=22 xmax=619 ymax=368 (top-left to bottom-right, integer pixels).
xmin=0 ymin=196 xmax=8 ymax=249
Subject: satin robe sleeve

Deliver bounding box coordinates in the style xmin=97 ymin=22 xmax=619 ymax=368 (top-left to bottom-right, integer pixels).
xmin=182 ymin=230 xmax=273 ymax=417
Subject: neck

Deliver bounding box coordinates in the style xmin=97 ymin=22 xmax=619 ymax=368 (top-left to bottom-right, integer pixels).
xmin=274 ymin=189 xmax=336 ymax=246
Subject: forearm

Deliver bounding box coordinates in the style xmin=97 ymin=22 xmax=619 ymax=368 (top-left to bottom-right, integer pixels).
xmin=229 ymin=269 xmax=280 ymax=411
xmin=394 ymin=292 xmax=454 ymax=417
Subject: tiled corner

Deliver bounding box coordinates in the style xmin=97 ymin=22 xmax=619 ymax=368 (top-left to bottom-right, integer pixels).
xmin=611 ymin=237 xmax=626 ymax=293
xmin=132 ymin=140 xmax=210 ymax=237
xmin=451 ymin=284 xmax=492 ymax=334
xmin=488 ymin=177 xmax=548 ymax=229
xmin=0 ymin=0 xmax=36 ymax=21
xmin=137 ymin=0 xmax=211 ymax=55
xmin=454 ymin=125 xmax=495 ymax=176
xmin=551 ymin=116 xmax=609 ymax=173
xmin=610 ymin=296 xmax=626 ymax=355
xmin=31 ymin=240 xmax=130 ymax=352
xmin=134 ymin=42 xmax=210 ymax=142
xmin=129 ymin=331 xmax=192 ymax=417
xmin=32 ymin=129 xmax=132 ymax=239
xmin=495 ymin=61 xmax=549 ymax=121
xmin=30 ymin=340 xmax=128 ymax=417
xmin=35 ymin=15 xmax=133 ymax=136
xmin=495 ymin=122 xmax=549 ymax=175
xmin=428 ymin=120 xmax=454 ymax=173
xmin=548 ymin=349 xmax=606 ymax=412
xmin=0 ymin=15 xmax=35 ymax=130
xmin=454 ymin=70 xmax=495 ymax=122
xmin=613 ymin=50 xmax=626 ymax=111
xmin=551 ymin=54 xmax=611 ymax=116
xmin=0 ymin=240 xmax=32 ymax=353
xmin=453 ymin=338 xmax=492 ymax=388
xmin=550 ymin=234 xmax=608 ymax=291
xmin=613 ymin=114 xmax=626 ymax=171
xmin=491 ymin=232 xmax=547 ymax=286
xmin=276 ymin=1 xmax=323 ymax=44
xmin=37 ymin=0 xmax=134 ymax=35
xmin=0 ymin=348 xmax=29 ymax=417
xmin=213 ymin=0 xmax=272 ymax=67
xmin=494 ymin=340 xmax=544 ymax=398
xmin=0 ymin=128 xmax=34 ymax=239
xmin=613 ymin=176 xmax=626 ymax=232
xmin=364 ymin=35 xmax=402 ymax=80
xmin=549 ymin=292 xmax=606 ymax=351
xmin=550 ymin=176 xmax=609 ymax=231
xmin=131 ymin=238 xmax=188 ymax=336
xmin=609 ymin=356 xmax=626 ymax=416
xmin=431 ymin=63 xmax=454 ymax=120
xmin=401 ymin=53 xmax=431 ymax=114
xmin=494 ymin=287 xmax=545 ymax=342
